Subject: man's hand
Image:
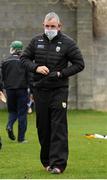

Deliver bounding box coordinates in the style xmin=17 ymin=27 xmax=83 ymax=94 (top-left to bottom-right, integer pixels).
xmin=36 ymin=66 xmax=49 ymax=75
xmin=0 ymin=91 xmax=7 ymax=103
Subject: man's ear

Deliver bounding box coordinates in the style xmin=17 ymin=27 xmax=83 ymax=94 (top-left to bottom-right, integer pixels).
xmin=58 ymin=23 xmax=62 ymax=30
xmin=59 ymin=23 xmax=62 ymax=27
xmin=43 ymin=22 xmax=45 ymax=27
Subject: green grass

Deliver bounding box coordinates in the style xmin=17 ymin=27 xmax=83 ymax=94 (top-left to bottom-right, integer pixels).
xmin=0 ymin=109 xmax=107 ymax=179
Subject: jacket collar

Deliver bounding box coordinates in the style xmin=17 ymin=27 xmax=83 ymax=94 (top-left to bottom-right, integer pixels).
xmin=8 ymin=54 xmax=20 ymax=59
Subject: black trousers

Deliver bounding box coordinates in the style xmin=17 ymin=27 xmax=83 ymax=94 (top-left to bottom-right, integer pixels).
xmin=33 ymin=87 xmax=69 ymax=171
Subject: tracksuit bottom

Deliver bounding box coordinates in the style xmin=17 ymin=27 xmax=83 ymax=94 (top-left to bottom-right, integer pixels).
xmin=33 ymin=87 xmax=69 ymax=172
xmin=6 ymin=89 xmax=28 ymax=141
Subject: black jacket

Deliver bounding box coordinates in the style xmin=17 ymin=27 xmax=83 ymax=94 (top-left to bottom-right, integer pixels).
xmin=21 ymin=31 xmax=85 ymax=88
xmin=1 ymin=54 xmax=28 ymax=89
xmin=0 ymin=73 xmax=3 ymax=91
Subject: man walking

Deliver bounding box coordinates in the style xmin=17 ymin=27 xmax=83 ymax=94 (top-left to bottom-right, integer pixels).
xmin=21 ymin=12 xmax=85 ymax=173
xmin=1 ymin=41 xmax=28 ymax=143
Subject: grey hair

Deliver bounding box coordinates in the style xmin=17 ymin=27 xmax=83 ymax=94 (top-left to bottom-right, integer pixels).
xmin=44 ymin=12 xmax=60 ymax=24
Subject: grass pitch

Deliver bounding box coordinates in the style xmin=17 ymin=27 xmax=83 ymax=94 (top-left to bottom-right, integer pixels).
xmin=0 ymin=109 xmax=107 ymax=179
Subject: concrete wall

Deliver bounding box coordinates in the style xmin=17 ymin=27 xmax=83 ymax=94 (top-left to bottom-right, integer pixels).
xmin=93 ymin=37 xmax=107 ymax=111
xmin=0 ymin=0 xmax=77 ymax=109
xmin=77 ymin=0 xmax=94 ymax=109
xmin=0 ymin=0 xmax=107 ymax=110
xmin=0 ymin=0 xmax=77 ymax=58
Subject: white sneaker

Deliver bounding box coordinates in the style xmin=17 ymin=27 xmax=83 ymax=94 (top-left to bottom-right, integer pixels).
xmin=51 ymin=167 xmax=61 ymax=174
xmin=45 ymin=166 xmax=52 ymax=172
xmin=18 ymin=140 xmax=28 ymax=143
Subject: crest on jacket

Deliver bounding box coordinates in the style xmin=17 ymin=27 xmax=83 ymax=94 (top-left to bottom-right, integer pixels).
xmin=56 ymin=46 xmax=60 ymax=52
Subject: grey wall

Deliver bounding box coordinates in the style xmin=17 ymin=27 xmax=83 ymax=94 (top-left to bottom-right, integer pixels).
xmin=0 ymin=0 xmax=76 ymax=58
xmin=93 ymin=37 xmax=107 ymax=110
xmin=0 ymin=0 xmax=77 ymax=109
xmin=77 ymin=0 xmax=107 ymax=111
xmin=0 ymin=0 xmax=107 ymax=110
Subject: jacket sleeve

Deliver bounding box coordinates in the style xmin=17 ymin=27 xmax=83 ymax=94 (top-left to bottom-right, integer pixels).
xmin=61 ymin=40 xmax=85 ymax=78
xmin=0 ymin=63 xmax=3 ymax=91
xmin=21 ymin=38 xmax=39 ymax=72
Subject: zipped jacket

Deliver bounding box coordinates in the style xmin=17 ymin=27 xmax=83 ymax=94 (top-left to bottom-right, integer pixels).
xmin=21 ymin=31 xmax=85 ymax=88
xmin=1 ymin=54 xmax=28 ymax=89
